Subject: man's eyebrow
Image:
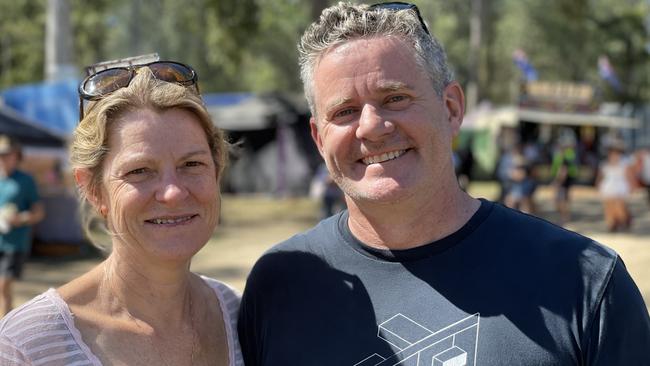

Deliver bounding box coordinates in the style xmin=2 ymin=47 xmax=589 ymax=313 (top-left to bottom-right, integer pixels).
xmin=325 ymin=97 xmax=354 ymax=113
xmin=376 ymin=81 xmax=412 ymax=93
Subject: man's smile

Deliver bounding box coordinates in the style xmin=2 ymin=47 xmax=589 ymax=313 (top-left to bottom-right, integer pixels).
xmin=361 ymin=149 xmax=408 ymax=165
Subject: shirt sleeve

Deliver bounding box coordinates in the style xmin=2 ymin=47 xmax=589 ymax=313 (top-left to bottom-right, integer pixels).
xmin=584 ymin=257 xmax=650 ymax=365
xmin=238 ymin=264 xmax=263 ymax=366
xmin=0 ymin=334 xmax=30 ymax=366
xmin=25 ymin=175 xmax=41 ymax=206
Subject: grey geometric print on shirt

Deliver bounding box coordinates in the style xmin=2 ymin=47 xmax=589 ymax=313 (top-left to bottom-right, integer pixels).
xmin=354 ymin=313 xmax=480 ymax=366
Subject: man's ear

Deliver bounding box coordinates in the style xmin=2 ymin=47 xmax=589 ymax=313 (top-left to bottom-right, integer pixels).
xmin=443 ymin=81 xmax=465 ymax=137
xmin=74 ymin=168 xmax=107 ymax=216
xmin=310 ymin=116 xmax=325 ymax=158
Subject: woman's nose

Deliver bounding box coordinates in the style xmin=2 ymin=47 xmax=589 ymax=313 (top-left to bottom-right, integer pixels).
xmin=155 ymin=172 xmax=189 ymax=204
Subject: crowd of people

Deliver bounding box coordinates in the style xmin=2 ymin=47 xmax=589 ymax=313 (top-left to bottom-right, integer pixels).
xmin=0 ymin=2 xmax=648 ymax=365
xmin=489 ymin=129 xmax=650 ymax=231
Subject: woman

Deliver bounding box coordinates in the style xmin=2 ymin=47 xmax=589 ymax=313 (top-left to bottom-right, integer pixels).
xmin=0 ymin=61 xmax=242 ymax=365
xmin=596 ymin=139 xmax=634 ymax=232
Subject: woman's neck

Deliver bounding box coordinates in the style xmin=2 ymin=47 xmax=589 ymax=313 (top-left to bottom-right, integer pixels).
xmin=102 ymin=253 xmax=194 ymax=328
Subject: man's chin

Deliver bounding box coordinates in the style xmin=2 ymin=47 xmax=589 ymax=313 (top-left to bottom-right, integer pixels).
xmin=341 ymin=182 xmax=414 ymax=205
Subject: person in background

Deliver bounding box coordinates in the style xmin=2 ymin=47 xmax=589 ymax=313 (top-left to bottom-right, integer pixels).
xmin=504 ymin=144 xmax=536 ymax=214
xmin=310 ymin=163 xmax=345 ymax=218
xmin=596 ymin=138 xmax=634 ymax=232
xmin=238 ymin=2 xmax=650 ymax=365
xmin=0 ymin=62 xmax=242 ymax=365
xmin=495 ymin=143 xmax=516 ymax=203
xmin=632 ymin=142 xmax=650 ymax=205
xmin=455 ymin=138 xmax=474 ymax=191
xmin=550 ymin=133 xmax=579 ymax=224
xmin=0 ymin=135 xmax=44 ymax=316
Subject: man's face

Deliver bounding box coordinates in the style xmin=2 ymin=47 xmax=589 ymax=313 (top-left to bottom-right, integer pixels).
xmin=310 ymin=36 xmax=464 ymax=205
xmin=0 ymin=151 xmax=19 ymax=176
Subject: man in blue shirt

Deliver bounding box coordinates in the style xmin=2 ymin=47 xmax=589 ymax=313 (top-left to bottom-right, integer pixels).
xmin=0 ymin=135 xmax=44 ymax=316
xmin=239 ymin=2 xmax=650 ymax=365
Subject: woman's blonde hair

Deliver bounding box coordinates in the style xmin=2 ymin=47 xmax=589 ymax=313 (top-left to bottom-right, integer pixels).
xmin=70 ymin=68 xmax=227 ymax=251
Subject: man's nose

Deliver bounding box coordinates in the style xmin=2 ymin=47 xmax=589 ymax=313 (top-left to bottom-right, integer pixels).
xmin=355 ymin=104 xmax=395 ymax=141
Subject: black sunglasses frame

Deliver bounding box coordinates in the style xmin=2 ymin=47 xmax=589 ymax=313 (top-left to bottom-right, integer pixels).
xmin=369 ymin=2 xmax=430 ymax=36
xmin=77 ymin=60 xmax=199 ymax=121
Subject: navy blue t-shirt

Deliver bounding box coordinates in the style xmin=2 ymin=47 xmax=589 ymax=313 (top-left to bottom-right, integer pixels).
xmin=239 ymin=200 xmax=650 ymax=365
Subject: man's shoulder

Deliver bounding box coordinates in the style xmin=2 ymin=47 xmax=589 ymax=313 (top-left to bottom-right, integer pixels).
xmin=247 ymin=213 xmax=344 ymax=279
xmin=7 ymin=170 xmax=38 ymax=191
xmin=268 ymin=211 xmax=343 ymax=254
xmin=488 ymin=201 xmax=618 ymax=270
xmin=10 ymin=170 xmax=34 ymax=182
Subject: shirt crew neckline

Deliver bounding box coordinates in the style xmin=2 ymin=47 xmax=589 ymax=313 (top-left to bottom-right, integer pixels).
xmin=337 ymin=198 xmax=493 ymax=262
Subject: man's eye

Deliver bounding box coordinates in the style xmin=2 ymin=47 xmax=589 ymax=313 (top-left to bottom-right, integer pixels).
xmin=386 ymin=95 xmax=407 ymax=103
xmin=384 ymin=95 xmax=410 ymax=110
xmin=334 ymin=108 xmax=357 ymax=119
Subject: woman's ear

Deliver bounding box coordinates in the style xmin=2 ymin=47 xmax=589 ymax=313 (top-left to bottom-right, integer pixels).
xmin=74 ymin=168 xmax=107 ymax=216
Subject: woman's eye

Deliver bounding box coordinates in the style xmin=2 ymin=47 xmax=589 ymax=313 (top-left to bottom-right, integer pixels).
xmin=127 ymin=168 xmax=147 ymax=175
xmin=185 ymin=161 xmax=204 ymax=167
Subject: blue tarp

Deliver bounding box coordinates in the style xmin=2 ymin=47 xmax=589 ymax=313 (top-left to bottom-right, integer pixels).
xmin=203 ymin=92 xmax=253 ymax=106
xmin=1 ymin=79 xmax=79 ymax=136
xmin=2 ymin=81 xmax=262 ymax=135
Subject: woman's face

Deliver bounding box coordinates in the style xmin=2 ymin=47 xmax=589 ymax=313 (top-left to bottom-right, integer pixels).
xmin=97 ymin=108 xmax=219 ymax=264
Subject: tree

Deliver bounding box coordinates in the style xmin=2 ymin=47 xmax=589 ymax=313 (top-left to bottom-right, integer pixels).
xmin=0 ymin=0 xmax=46 ymax=88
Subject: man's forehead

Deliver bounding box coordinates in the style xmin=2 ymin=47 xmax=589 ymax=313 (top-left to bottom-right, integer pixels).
xmin=315 ymin=37 xmax=420 ymax=81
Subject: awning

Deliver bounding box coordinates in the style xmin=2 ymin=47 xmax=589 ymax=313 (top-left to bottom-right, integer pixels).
xmin=205 ymin=93 xmax=298 ymax=131
xmin=0 ymin=107 xmax=67 ymax=147
xmin=462 ymin=105 xmax=640 ymax=130
xmin=517 ymin=108 xmax=640 ymax=129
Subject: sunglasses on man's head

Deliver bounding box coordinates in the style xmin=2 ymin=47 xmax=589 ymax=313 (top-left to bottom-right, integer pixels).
xmin=77 ymin=61 xmax=199 ymax=121
xmin=369 ymin=2 xmax=430 ymax=36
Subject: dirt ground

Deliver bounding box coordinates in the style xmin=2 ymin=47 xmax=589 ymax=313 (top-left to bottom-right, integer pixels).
xmin=13 ymin=183 xmax=650 ymax=313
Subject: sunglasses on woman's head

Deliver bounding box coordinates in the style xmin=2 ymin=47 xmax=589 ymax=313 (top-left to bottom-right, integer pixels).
xmin=77 ymin=61 xmax=199 ymax=121
xmin=369 ymin=2 xmax=430 ymax=36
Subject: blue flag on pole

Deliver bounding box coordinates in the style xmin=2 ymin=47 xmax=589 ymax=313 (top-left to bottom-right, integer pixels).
xmin=598 ymin=55 xmax=622 ymax=93
xmin=512 ymin=49 xmax=538 ymax=81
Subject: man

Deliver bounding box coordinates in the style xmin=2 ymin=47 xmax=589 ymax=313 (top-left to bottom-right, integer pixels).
xmin=551 ymin=132 xmax=579 ymax=225
xmin=0 ymin=135 xmax=44 ymax=316
xmin=239 ymin=3 xmax=650 ymax=365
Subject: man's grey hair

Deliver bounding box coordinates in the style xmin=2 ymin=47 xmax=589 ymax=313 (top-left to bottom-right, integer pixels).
xmin=298 ymin=2 xmax=454 ymax=115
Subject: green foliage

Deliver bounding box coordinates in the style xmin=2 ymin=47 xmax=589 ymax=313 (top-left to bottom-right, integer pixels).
xmin=238 ymin=0 xmax=311 ymax=92
xmin=0 ymin=0 xmax=648 ymax=105
xmin=0 ymin=0 xmax=47 ymax=88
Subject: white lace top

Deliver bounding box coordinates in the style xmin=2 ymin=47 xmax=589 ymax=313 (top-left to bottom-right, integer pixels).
xmin=0 ymin=276 xmax=243 ymax=365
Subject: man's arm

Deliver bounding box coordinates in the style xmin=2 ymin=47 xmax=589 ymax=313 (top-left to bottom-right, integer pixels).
xmin=584 ymin=258 xmax=650 ymax=365
xmin=238 ymin=258 xmax=268 ymax=366
xmin=10 ymin=202 xmax=44 ymax=228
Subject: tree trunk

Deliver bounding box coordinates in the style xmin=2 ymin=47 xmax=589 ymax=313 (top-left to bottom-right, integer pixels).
xmin=466 ymin=0 xmax=482 ymax=111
